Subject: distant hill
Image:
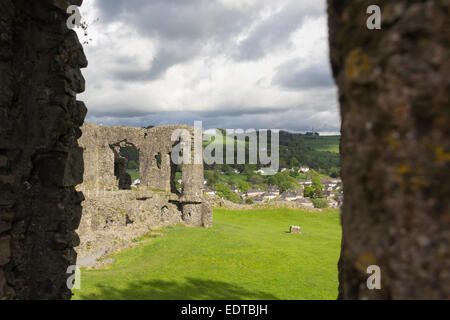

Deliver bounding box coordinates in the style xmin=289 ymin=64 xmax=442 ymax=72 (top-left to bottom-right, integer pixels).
xmin=120 ymin=129 xmax=341 ymax=177
xmin=278 ymin=131 xmax=340 ymax=176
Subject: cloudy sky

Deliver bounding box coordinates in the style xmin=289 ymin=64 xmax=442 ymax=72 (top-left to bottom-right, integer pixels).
xmin=76 ymin=0 xmax=340 ymax=134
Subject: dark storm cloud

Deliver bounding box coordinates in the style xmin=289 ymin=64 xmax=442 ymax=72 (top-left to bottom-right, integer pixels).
xmin=111 ymin=46 xmax=192 ymax=81
xmin=274 ymin=59 xmax=335 ymax=90
xmin=93 ymin=0 xmax=325 ymax=80
xmin=236 ymin=3 xmax=324 ymax=61
xmin=95 ymin=0 xmax=257 ymax=80
xmin=80 ymin=0 xmax=340 ymax=133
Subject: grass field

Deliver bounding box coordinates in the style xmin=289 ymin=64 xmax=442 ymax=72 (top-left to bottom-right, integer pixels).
xmin=72 ymin=208 xmax=341 ymax=300
xmin=127 ymin=170 xmax=140 ymax=181
xmin=303 ymin=136 xmax=340 ymax=154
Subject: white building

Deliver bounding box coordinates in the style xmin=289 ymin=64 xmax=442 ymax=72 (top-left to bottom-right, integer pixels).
xmin=204 ymin=187 xmax=216 ymax=196
xmin=245 ymin=189 xmax=265 ymax=199
xmin=299 ymin=166 xmax=310 ymax=173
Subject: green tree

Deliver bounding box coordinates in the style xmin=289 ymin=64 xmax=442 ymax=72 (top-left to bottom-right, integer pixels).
xmin=268 ymin=172 xmax=299 ymax=193
xmin=215 ymin=183 xmax=241 ymax=203
xmin=304 ymin=186 xmax=315 ymax=198
xmin=311 ymin=172 xmax=324 ymax=197
xmin=238 ymin=180 xmax=250 ymax=192
xmin=290 ymin=157 xmax=300 ymax=168
xmin=311 ymin=198 xmax=329 ymax=209
xmin=249 ymin=174 xmax=264 ymax=186
xmin=329 ymin=167 xmax=340 ymax=178
xmin=245 ymin=198 xmax=254 ymax=205
xmin=204 ymin=170 xmax=219 ymax=187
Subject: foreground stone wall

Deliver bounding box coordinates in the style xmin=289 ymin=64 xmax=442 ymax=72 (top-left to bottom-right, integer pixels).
xmin=0 ymin=0 xmax=86 ymax=299
xmin=328 ymin=1 xmax=450 ymax=299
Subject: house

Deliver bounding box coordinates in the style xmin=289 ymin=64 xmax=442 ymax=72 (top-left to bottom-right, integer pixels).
xmin=245 ymin=189 xmax=265 ymax=199
xmin=299 ymin=166 xmax=310 ymax=173
xmin=322 ymin=180 xmax=338 ymax=191
xmin=322 ymin=190 xmax=332 ymax=198
xmin=229 ymin=185 xmax=239 ymax=193
xmin=204 ymin=187 xmax=216 ymax=196
xmin=204 ymin=179 xmax=208 ymax=185
xmin=262 ymin=192 xmax=277 ymax=201
xmin=131 ymin=179 xmax=140 ymax=187
xmin=252 ymin=195 xmax=265 ymax=202
xmin=298 ymin=180 xmax=312 ymax=186
xmin=254 ymin=168 xmax=277 ymax=175
xmin=280 ymin=190 xmax=303 ymax=201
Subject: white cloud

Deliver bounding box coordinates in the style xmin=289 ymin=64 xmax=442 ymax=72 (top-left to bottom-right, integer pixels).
xmin=75 ymin=0 xmax=339 ymax=133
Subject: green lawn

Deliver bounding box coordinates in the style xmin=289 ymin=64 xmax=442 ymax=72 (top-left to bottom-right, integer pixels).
xmin=72 ymin=208 xmax=341 ymax=300
xmin=127 ymin=170 xmax=140 ymax=181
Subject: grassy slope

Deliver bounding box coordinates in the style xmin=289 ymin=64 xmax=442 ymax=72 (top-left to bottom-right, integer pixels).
xmin=73 ymin=208 xmax=341 ymax=300
xmin=303 ymin=136 xmax=340 ymax=154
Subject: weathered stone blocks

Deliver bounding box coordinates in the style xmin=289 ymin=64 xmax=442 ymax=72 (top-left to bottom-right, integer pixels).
xmin=77 ymin=122 xmax=212 ymax=228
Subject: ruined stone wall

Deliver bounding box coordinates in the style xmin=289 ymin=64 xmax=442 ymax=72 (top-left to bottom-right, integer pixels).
xmin=75 ymin=190 xmax=184 ymax=267
xmin=78 ymin=122 xmax=212 ymax=228
xmin=78 ymin=122 xmax=204 ymax=197
xmin=0 ymin=0 xmax=86 ymax=299
xmin=328 ymin=0 xmax=450 ymax=299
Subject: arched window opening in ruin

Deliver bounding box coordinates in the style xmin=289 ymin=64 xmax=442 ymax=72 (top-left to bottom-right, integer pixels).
xmin=120 ymin=144 xmax=140 ymax=189
xmin=155 ymin=152 xmax=162 ymax=169
xmin=108 ymin=142 xmax=140 ymax=190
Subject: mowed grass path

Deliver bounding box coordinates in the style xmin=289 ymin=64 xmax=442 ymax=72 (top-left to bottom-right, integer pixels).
xmin=72 ymin=208 xmax=341 ymax=300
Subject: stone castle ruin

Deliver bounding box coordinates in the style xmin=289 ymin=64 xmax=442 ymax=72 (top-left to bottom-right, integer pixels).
xmin=74 ymin=122 xmax=212 ymax=265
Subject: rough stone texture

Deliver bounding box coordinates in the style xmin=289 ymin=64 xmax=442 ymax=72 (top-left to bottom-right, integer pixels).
xmin=328 ymin=0 xmax=450 ymax=299
xmin=78 ymin=122 xmax=204 ymax=200
xmin=75 ymin=190 xmax=184 ymax=265
xmin=0 ymin=0 xmax=86 ymax=299
xmin=77 ymin=122 xmax=212 ymax=229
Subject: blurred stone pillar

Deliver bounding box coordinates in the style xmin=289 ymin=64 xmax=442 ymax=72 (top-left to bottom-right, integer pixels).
xmin=0 ymin=0 xmax=87 ymax=299
xmin=328 ymin=0 xmax=449 ymax=299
